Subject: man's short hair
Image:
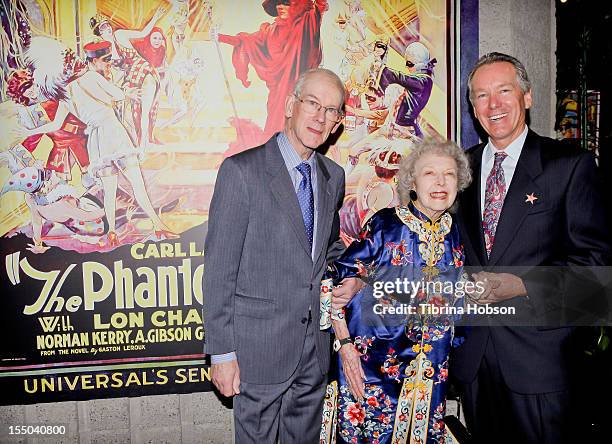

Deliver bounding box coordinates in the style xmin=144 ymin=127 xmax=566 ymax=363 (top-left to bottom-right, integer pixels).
xmin=468 ymin=52 xmax=531 ymax=102
xmin=292 ymin=68 xmax=346 ymax=108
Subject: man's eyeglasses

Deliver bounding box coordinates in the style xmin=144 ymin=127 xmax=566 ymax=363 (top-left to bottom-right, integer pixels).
xmin=405 ymin=60 xmax=415 ymax=68
xmin=295 ymin=96 xmax=344 ymax=122
xmin=375 ymin=43 xmax=387 ymax=51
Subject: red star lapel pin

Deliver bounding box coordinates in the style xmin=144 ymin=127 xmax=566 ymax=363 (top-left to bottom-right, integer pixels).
xmin=525 ymin=193 xmax=538 ymax=205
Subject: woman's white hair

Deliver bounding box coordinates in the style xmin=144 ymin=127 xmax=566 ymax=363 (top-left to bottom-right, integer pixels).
xmin=397 ymin=137 xmax=472 ymax=206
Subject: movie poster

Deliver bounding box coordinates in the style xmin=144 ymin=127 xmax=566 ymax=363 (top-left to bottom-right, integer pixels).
xmin=0 ymin=0 xmax=456 ymax=404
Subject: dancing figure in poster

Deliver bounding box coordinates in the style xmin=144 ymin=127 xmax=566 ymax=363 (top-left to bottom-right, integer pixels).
xmin=90 ymin=7 xmax=166 ymax=147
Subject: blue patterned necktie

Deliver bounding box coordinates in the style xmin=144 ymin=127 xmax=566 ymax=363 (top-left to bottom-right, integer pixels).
xmin=296 ymin=162 xmax=314 ymax=249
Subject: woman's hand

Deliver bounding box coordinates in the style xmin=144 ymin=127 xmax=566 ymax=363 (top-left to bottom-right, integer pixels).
xmin=124 ymin=87 xmax=142 ymax=101
xmin=339 ymin=343 xmax=366 ymax=400
xmin=332 ymin=277 xmax=365 ymax=311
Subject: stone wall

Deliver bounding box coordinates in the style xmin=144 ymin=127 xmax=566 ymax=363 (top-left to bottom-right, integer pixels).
xmin=1 ymin=393 xmax=232 ymax=443
xmin=478 ymin=0 xmax=557 ymax=136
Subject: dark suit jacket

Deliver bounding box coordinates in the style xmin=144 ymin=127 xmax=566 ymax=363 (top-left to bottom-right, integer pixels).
xmin=203 ymin=135 xmax=345 ymax=385
xmin=452 ymin=130 xmax=610 ymax=393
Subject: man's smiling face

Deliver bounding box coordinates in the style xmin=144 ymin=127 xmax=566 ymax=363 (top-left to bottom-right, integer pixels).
xmin=470 ymin=61 xmax=532 ymax=149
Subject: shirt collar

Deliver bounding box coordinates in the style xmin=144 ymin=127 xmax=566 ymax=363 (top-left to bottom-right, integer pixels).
xmin=484 ymin=125 xmax=529 ymax=163
xmin=277 ymin=132 xmax=317 ymax=170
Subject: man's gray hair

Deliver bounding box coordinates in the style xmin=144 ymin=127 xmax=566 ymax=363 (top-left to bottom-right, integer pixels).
xmin=397 ymin=138 xmax=472 ymax=206
xmin=292 ymin=68 xmax=346 ymax=107
xmin=468 ymin=52 xmax=531 ymax=102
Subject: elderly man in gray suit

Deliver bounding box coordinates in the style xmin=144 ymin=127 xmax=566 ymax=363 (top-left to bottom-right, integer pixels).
xmin=203 ymin=68 xmax=349 ymax=443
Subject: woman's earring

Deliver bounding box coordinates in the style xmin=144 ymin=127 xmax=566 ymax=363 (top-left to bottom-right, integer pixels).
xmin=409 ymin=190 xmax=417 ymax=201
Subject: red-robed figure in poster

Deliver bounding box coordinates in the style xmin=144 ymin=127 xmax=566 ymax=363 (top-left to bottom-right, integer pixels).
xmin=215 ymin=0 xmax=327 ymax=143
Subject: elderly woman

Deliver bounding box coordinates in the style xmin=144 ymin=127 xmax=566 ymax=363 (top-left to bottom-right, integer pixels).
xmin=320 ymin=138 xmax=471 ymax=444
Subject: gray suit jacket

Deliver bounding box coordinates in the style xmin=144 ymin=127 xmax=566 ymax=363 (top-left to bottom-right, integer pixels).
xmin=203 ymin=135 xmax=345 ymax=384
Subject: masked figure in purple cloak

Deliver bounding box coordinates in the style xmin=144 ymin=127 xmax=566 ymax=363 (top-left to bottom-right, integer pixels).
xmin=375 ymin=41 xmax=437 ymax=139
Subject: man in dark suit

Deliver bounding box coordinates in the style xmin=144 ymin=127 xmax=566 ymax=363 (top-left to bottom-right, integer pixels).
xmin=452 ymin=52 xmax=610 ymax=443
xmin=203 ymin=68 xmax=346 ymax=443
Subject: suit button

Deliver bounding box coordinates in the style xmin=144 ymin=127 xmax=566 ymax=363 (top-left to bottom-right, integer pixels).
xmin=301 ymin=317 xmax=308 ymax=324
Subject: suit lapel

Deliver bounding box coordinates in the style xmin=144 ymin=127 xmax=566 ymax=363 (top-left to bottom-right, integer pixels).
xmin=488 ymin=131 xmax=543 ymax=266
xmin=313 ymin=153 xmax=333 ymax=265
xmin=461 ymin=144 xmax=488 ymax=265
xmin=266 ymin=139 xmax=312 ymax=258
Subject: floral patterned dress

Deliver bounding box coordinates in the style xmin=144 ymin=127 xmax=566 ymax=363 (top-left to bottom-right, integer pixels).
xmin=320 ymin=204 xmax=465 ymax=444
